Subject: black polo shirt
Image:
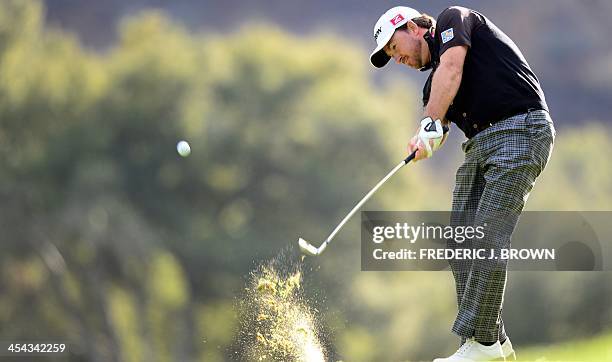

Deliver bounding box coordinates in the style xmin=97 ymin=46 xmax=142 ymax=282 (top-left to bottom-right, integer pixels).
xmin=422 ymin=6 xmax=548 ymax=138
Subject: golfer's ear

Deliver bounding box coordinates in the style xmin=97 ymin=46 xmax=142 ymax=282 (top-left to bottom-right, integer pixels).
xmin=407 ymin=20 xmax=418 ymax=32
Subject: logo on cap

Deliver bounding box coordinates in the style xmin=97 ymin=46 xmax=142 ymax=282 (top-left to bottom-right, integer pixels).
xmin=374 ymin=27 xmax=382 ymax=41
xmin=390 ymin=14 xmax=405 ymax=26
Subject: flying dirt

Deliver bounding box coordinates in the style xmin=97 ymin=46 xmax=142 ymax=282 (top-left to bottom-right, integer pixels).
xmin=236 ymin=256 xmax=326 ymax=361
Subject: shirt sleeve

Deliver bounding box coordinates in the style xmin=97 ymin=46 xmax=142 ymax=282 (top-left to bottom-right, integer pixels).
xmin=436 ymin=7 xmax=477 ymax=56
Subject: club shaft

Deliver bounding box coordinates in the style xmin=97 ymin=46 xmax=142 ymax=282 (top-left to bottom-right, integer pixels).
xmin=324 ymin=158 xmax=410 ymax=244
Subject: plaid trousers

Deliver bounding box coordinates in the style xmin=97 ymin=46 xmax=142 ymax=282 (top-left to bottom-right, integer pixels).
xmin=448 ymin=109 xmax=555 ymax=343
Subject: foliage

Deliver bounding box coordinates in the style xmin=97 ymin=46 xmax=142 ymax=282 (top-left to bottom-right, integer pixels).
xmin=0 ymin=1 xmax=610 ymax=361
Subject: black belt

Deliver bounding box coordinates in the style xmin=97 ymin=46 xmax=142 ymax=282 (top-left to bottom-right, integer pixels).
xmin=464 ymin=120 xmax=496 ymax=138
xmin=472 ymin=121 xmax=495 ymax=133
xmin=467 ymin=107 xmax=545 ymax=137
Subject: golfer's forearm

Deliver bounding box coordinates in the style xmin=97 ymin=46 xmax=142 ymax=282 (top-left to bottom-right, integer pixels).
xmin=424 ymin=63 xmax=463 ymax=124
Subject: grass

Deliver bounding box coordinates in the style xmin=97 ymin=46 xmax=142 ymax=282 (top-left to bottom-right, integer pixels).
xmin=516 ymin=332 xmax=612 ymax=361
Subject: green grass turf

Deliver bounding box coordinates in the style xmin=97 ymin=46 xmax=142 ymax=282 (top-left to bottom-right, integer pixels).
xmin=516 ymin=331 xmax=612 ymax=361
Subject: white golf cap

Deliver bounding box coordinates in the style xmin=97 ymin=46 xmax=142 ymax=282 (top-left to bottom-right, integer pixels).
xmin=370 ymin=6 xmax=422 ymax=68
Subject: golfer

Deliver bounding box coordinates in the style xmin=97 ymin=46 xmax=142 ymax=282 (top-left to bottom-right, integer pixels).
xmin=369 ymin=6 xmax=555 ymax=361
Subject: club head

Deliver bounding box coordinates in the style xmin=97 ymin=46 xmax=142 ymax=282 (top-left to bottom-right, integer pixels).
xmin=298 ymin=237 xmax=320 ymax=256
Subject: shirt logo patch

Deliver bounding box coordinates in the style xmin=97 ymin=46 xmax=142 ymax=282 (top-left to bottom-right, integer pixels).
xmin=390 ymin=14 xmax=405 ymax=26
xmin=441 ymin=28 xmax=454 ymax=44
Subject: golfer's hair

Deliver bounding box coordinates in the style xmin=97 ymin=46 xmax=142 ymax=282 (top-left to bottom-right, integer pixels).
xmin=397 ymin=14 xmax=436 ymax=31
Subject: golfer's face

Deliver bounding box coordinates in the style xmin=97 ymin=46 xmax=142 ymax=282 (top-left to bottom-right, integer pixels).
xmin=384 ymin=28 xmax=424 ymax=69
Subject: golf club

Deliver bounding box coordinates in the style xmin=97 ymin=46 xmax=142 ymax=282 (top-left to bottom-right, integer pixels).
xmin=298 ymin=125 xmax=448 ymax=256
xmin=298 ymin=151 xmax=417 ymax=256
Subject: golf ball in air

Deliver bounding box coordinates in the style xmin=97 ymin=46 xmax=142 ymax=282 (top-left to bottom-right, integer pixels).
xmin=177 ymin=140 xmax=191 ymax=157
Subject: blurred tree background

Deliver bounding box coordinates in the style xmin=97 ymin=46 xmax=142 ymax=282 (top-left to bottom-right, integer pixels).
xmin=0 ymin=1 xmax=610 ymax=361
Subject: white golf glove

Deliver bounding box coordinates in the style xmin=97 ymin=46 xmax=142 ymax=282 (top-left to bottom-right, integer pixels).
xmin=411 ymin=117 xmax=446 ymax=159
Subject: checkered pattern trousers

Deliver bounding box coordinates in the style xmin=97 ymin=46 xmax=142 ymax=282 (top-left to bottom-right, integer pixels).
xmin=448 ymin=109 xmax=555 ymax=343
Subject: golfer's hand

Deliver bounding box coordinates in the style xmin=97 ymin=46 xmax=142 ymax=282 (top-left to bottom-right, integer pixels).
xmin=407 ymin=135 xmax=428 ymax=162
xmin=408 ymin=117 xmax=447 ymax=161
